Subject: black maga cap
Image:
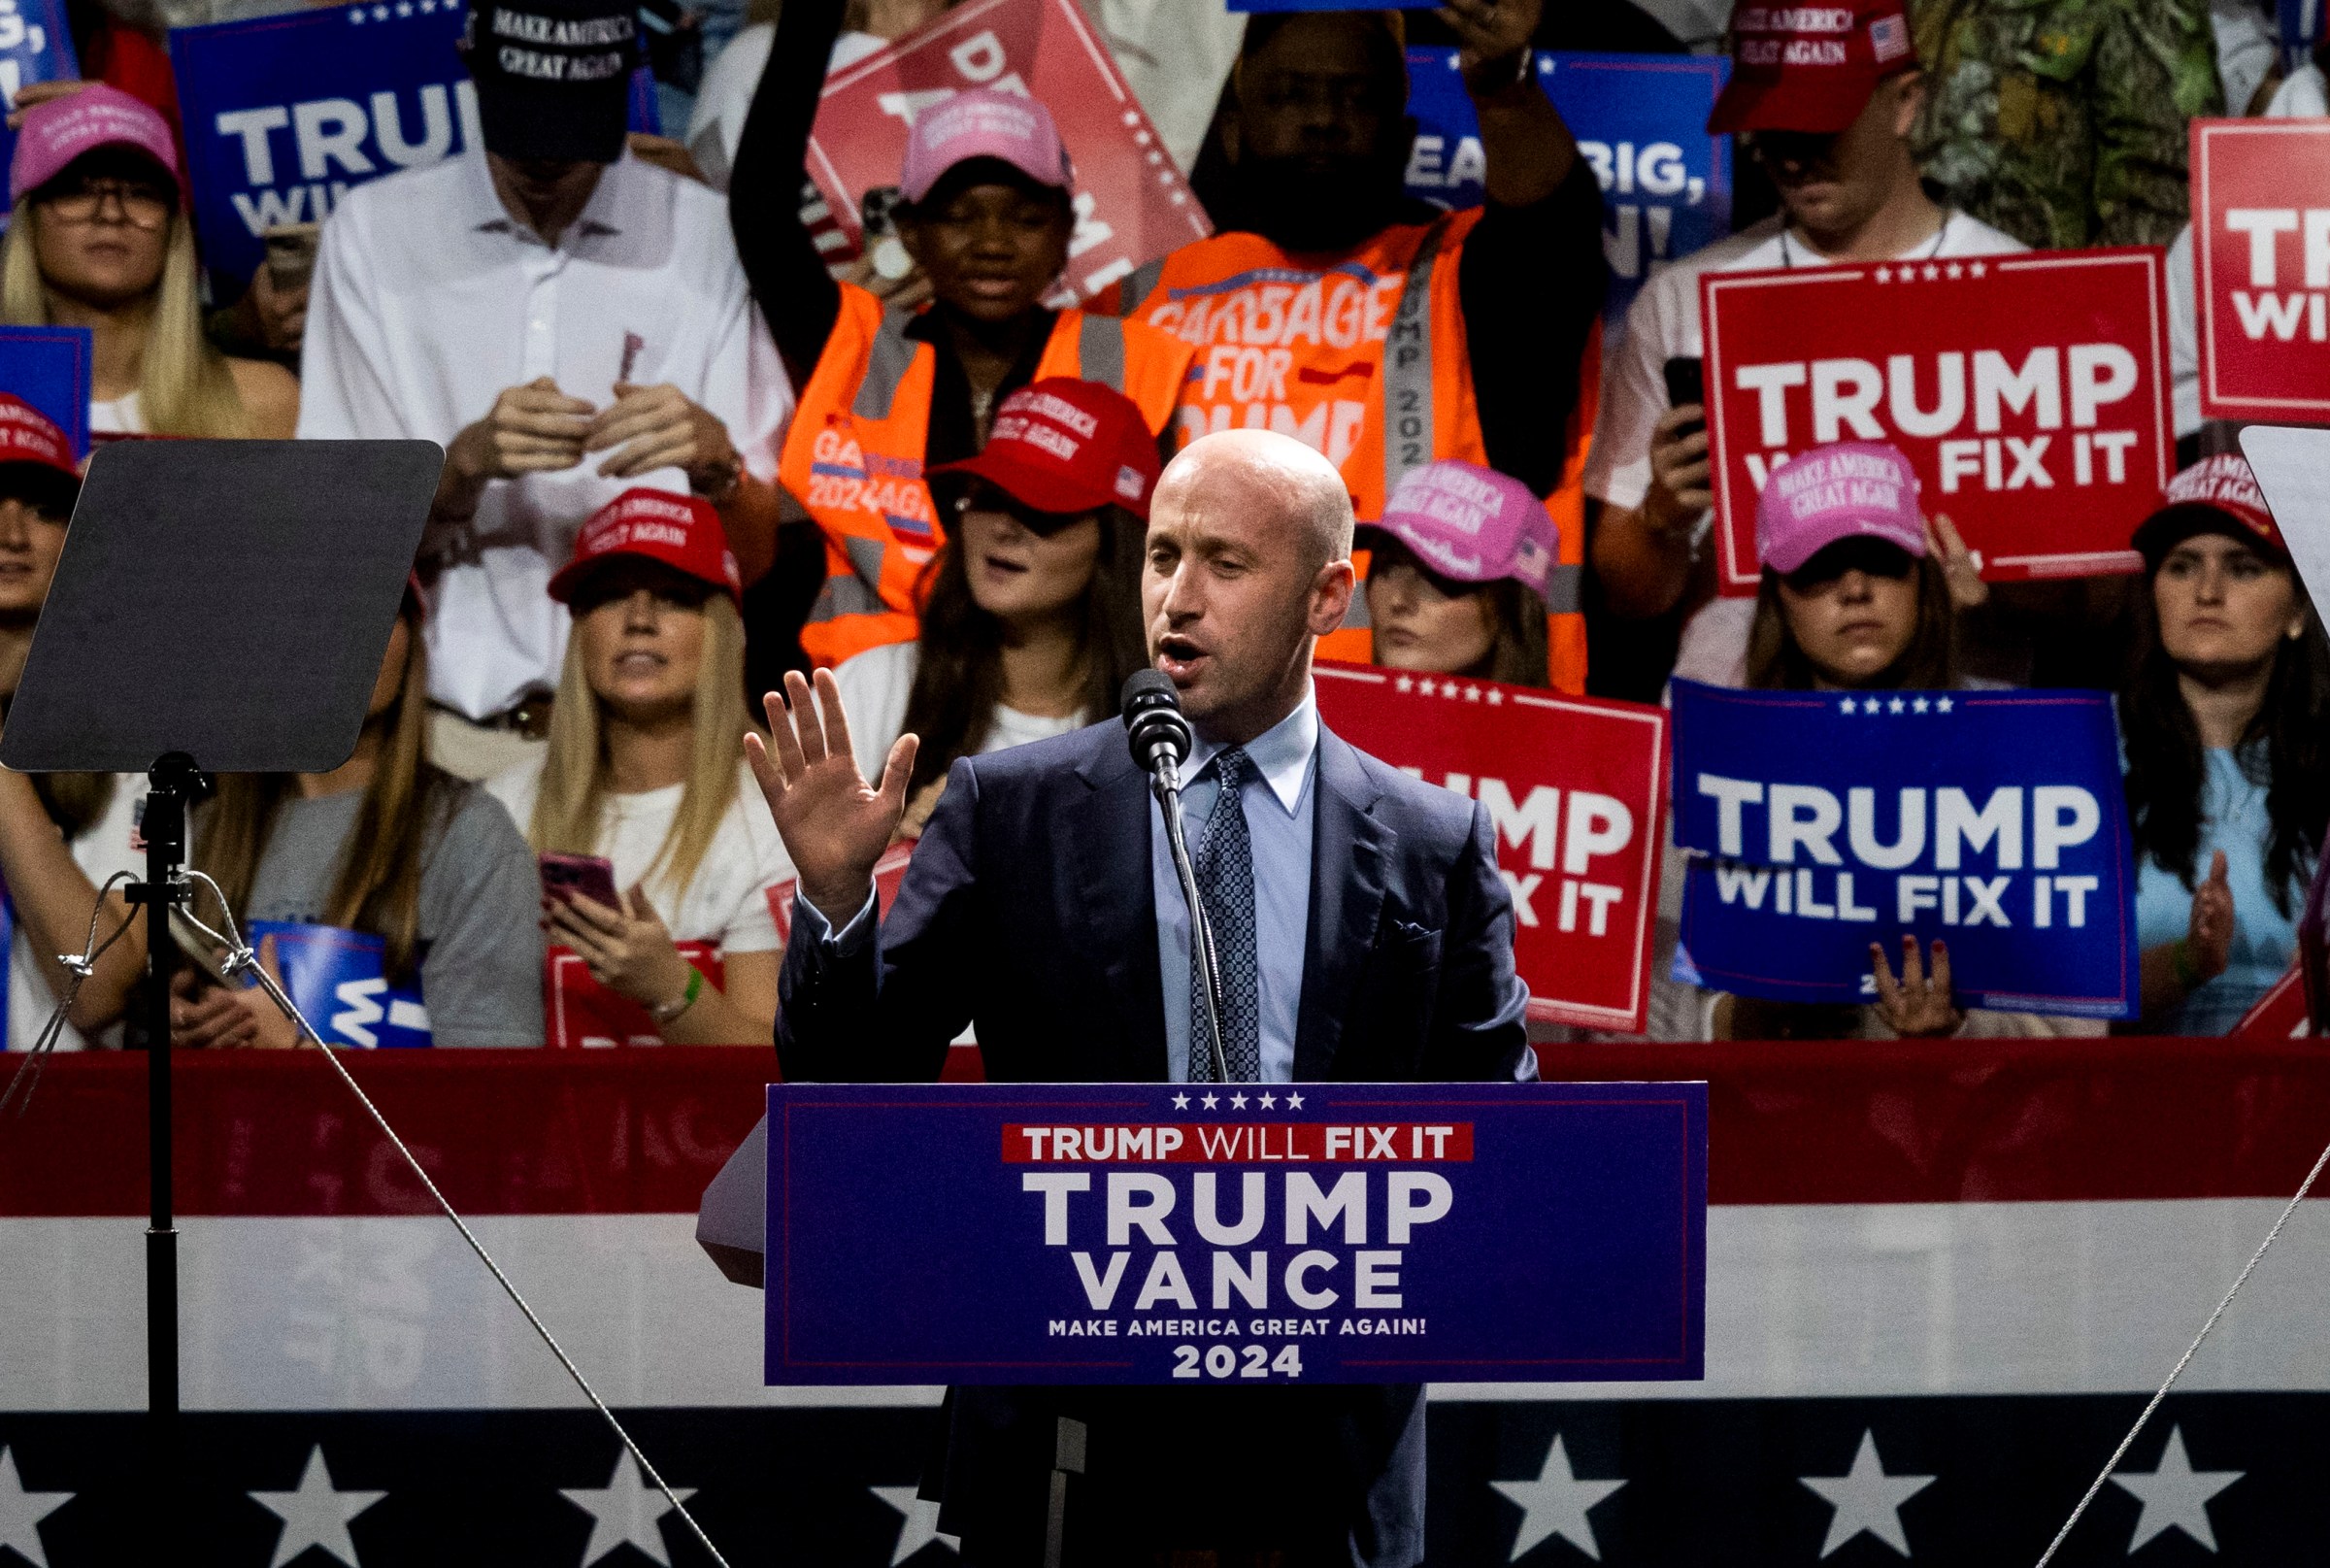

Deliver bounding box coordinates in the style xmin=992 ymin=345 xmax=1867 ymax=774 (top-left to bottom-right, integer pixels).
xmin=464 ymin=0 xmax=638 ymax=165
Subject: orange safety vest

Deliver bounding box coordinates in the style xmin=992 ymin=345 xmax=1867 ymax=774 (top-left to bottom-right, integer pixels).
xmin=780 ymin=283 xmax=1193 ymax=667
xmin=1106 ymin=213 xmax=1598 ymax=694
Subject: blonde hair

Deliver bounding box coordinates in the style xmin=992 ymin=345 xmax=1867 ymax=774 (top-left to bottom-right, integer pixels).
xmin=2 ymin=205 xmax=251 ymax=438
xmin=529 ymin=593 xmax=754 ymax=898
xmin=194 ymin=608 xmax=449 ymax=981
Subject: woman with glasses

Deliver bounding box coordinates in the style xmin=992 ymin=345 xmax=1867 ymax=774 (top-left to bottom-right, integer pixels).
xmin=828 ymin=379 xmax=1156 ymax=840
xmin=3 ymin=85 xmax=297 ymax=439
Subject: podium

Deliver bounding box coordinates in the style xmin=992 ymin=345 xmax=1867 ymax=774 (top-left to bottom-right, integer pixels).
xmin=700 ymin=1080 xmax=1708 ymax=1385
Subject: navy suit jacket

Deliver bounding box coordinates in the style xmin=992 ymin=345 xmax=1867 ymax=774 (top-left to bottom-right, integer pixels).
xmin=775 ymin=717 xmax=1533 ymax=1567
xmin=777 ymin=717 xmax=1532 ymax=1087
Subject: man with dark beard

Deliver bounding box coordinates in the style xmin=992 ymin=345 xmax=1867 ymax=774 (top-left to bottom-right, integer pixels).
xmin=1107 ymin=0 xmax=1606 ymax=690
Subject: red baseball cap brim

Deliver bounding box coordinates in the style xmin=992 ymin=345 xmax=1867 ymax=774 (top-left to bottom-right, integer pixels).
xmin=1708 ymin=69 xmax=1880 ymax=135
xmin=2132 ymin=502 xmax=2290 ymax=566
xmin=932 ymin=445 xmax=1136 ymax=519
xmin=548 ymin=549 xmax=742 ymax=608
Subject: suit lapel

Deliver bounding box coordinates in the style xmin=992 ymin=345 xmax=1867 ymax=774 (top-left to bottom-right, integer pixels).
xmin=1294 ymin=729 xmax=1390 ymax=1081
xmin=1074 ymin=742 xmax=1167 ymax=1081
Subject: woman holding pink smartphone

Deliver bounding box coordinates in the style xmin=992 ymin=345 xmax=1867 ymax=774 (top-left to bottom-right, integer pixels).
xmin=486 ymin=489 xmax=793 ymax=1045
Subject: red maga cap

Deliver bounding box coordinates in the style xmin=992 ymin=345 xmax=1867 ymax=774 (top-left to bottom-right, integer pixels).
xmin=0 ymin=394 xmax=82 ymax=515
xmin=1708 ymin=1 xmax=1917 ymax=136
xmin=0 ymin=395 xmax=77 ymax=480
xmin=2133 ymin=454 xmax=2288 ymax=562
xmin=931 ymin=378 xmax=1161 ymax=518
xmin=549 ymin=488 xmax=743 ymax=607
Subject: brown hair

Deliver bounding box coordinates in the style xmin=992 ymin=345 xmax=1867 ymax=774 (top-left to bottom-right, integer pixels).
xmin=1744 ymin=555 xmax=1956 ymax=691
xmin=1367 ymin=536 xmax=1550 ymax=687
xmin=193 ymin=608 xmax=448 ymax=981
xmin=899 ymin=502 xmax=1148 ymax=796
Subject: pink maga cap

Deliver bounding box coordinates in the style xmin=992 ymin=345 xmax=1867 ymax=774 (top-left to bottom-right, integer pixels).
xmin=1370 ymin=460 xmax=1561 ymax=600
xmin=9 ymin=83 xmax=183 ymax=208
xmin=899 ymin=89 xmax=1072 ymax=205
xmin=1755 ymin=441 xmax=1924 ymax=574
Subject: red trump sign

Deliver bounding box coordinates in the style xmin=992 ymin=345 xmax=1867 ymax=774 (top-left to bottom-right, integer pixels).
xmin=805 ymin=0 xmax=1211 ymax=305
xmin=2192 ymin=118 xmax=2330 ymax=424
xmin=1702 ymin=250 xmax=2171 ymax=594
xmin=1313 ymin=662 xmax=1669 ymax=1033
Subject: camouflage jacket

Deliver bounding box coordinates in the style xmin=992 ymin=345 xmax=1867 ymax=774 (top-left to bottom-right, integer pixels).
xmin=1911 ymin=0 xmax=2222 ymax=249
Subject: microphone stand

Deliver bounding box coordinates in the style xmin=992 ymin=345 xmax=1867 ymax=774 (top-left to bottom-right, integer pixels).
xmin=1149 ymin=753 xmax=1232 ymax=1088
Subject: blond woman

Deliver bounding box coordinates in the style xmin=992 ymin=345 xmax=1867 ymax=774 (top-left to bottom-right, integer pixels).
xmin=486 ymin=490 xmax=791 ymax=1043
xmin=3 ymin=84 xmax=296 ymax=437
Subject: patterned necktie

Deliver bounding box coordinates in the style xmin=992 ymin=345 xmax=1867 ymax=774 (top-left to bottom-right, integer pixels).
xmin=1188 ymin=747 xmax=1261 ymax=1083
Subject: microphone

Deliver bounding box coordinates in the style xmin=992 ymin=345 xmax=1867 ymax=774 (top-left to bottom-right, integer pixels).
xmin=1122 ymin=669 xmax=1192 ymax=787
xmin=1121 ymin=669 xmax=1229 ymax=1082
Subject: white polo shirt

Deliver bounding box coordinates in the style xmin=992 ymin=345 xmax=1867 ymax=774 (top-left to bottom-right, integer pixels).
xmin=298 ymin=148 xmax=792 ymax=721
xmin=1584 ymin=209 xmax=2024 ymax=684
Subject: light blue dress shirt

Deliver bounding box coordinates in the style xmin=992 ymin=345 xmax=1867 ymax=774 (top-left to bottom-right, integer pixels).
xmin=1150 ymin=693 xmax=1319 ymax=1084
xmin=800 ymin=692 xmax=1323 ymax=1083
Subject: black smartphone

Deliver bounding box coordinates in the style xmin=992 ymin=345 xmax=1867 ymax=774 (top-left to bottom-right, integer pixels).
xmin=1663 ymin=356 xmax=1706 ymax=439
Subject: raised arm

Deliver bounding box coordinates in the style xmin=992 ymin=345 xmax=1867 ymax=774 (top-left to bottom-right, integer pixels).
xmin=759 ymin=672 xmax=988 ymax=1080
xmin=1444 ymin=0 xmax=1606 ymax=494
xmin=729 ymin=0 xmax=852 ymax=388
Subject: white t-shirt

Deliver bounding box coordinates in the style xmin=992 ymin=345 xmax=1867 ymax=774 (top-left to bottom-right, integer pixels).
xmin=8 ymin=776 xmax=148 ymax=1052
xmin=830 ymin=641 xmax=1088 ymax=783
xmin=484 ymin=759 xmax=794 ymax=954
xmin=1585 ymin=210 xmax=2029 ymax=513
xmin=87 ymin=392 xmax=145 ymax=436
xmin=1585 ymin=210 xmax=2027 ymax=686
xmin=297 ymin=149 xmax=792 ymax=723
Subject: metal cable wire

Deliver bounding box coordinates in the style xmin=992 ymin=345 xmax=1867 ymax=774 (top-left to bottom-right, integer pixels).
xmin=2032 ymin=1129 xmax=2330 ymax=1566
xmin=0 ymin=871 xmax=145 ymax=1123
xmin=174 ymin=872 xmax=731 ymax=1567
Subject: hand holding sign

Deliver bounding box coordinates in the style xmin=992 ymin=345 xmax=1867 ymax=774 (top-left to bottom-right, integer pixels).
xmin=1437 ymin=0 xmax=1536 ymax=85
xmin=748 ymin=669 xmax=917 ymax=925
xmin=4 ymin=76 xmax=82 ymax=129
xmin=1868 ymin=934 xmax=1961 ymax=1037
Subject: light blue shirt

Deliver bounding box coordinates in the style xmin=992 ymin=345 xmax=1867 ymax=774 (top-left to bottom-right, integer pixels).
xmin=800 ymin=692 xmax=1322 ymax=1080
xmin=1150 ymin=694 xmax=1319 ymax=1084
xmin=2134 ymin=745 xmax=2308 ymax=1036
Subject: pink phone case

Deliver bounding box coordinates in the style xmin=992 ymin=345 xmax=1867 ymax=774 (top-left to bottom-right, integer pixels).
xmin=539 ymin=852 xmax=620 ymax=909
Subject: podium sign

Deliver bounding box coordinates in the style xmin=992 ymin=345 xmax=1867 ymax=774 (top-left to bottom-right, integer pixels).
xmin=764 ymin=1081 xmax=1706 ymax=1385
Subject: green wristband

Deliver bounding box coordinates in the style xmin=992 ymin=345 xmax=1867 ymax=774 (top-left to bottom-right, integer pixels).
xmin=649 ymin=966 xmax=704 ymax=1026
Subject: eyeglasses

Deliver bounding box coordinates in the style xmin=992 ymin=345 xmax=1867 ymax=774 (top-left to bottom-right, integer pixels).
xmin=38 ymin=179 xmax=174 ymax=230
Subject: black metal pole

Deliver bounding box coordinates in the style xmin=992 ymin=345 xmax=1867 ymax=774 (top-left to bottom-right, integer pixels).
xmin=131 ymin=751 xmax=200 ymax=1542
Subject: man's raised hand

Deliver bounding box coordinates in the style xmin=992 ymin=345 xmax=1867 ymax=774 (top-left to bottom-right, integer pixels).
xmin=745 ymin=670 xmax=918 ymax=926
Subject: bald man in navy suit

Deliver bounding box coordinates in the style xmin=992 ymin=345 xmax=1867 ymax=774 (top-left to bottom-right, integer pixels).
xmin=750 ymin=428 xmax=1533 ymax=1568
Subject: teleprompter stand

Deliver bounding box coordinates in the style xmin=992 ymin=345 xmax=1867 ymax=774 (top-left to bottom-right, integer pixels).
xmin=0 ymin=438 xmax=439 ymax=1539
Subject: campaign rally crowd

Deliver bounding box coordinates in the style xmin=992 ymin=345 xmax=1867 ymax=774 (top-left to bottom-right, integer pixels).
xmin=0 ymin=0 xmax=2316 ymax=1054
